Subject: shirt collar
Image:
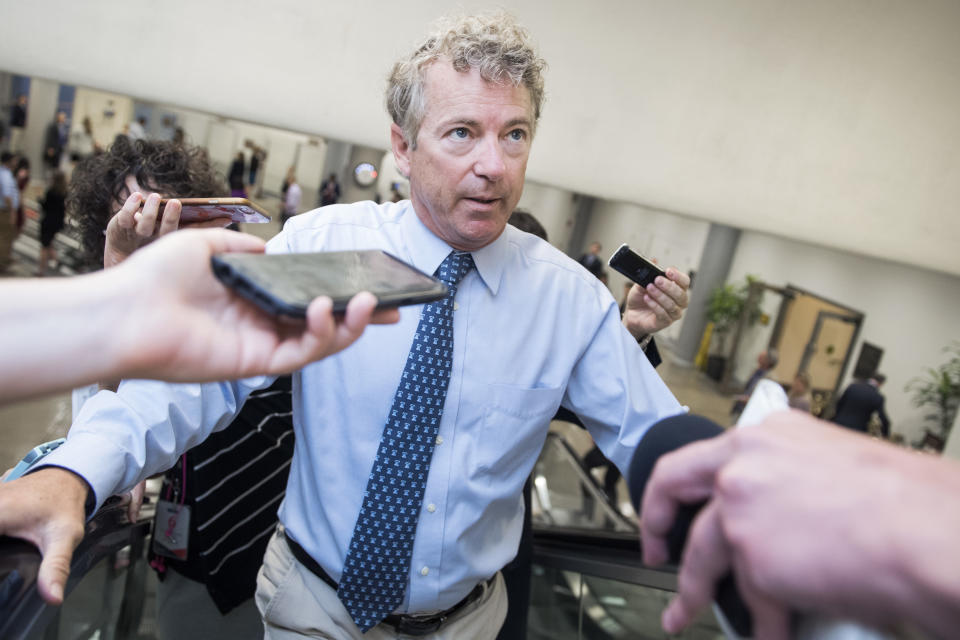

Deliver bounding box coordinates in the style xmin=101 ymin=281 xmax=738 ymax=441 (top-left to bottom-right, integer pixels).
xmin=399 ymin=202 xmax=506 ymax=295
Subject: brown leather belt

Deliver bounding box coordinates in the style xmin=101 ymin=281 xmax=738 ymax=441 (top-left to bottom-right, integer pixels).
xmin=283 ymin=533 xmax=493 ymax=636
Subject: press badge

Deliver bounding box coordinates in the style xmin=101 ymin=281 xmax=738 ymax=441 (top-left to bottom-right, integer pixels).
xmin=152 ymin=500 xmax=191 ymax=560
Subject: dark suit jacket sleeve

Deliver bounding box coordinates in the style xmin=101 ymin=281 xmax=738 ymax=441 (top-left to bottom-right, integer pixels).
xmin=877 ymin=396 xmax=891 ymax=437
xmin=44 ymin=123 xmax=58 ymax=151
xmin=645 ymin=337 xmax=662 ymax=369
xmin=832 ymin=387 xmax=850 ymax=420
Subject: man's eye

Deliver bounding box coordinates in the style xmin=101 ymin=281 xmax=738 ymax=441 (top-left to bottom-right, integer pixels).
xmin=451 ymin=127 xmax=469 ymax=139
xmin=508 ymin=129 xmax=527 ymax=142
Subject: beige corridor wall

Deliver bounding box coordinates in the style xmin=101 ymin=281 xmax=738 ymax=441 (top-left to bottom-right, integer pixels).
xmin=726 ymin=231 xmax=960 ymax=442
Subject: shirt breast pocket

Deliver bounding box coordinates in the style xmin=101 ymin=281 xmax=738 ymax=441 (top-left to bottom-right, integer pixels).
xmin=468 ymin=383 xmax=564 ymax=477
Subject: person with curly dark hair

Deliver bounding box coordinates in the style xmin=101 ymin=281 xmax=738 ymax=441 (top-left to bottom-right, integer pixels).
xmin=68 ymin=135 xmax=301 ymax=640
xmin=69 ymin=135 xmax=224 ymax=270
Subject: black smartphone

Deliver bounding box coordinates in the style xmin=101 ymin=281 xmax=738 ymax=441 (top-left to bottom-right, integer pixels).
xmin=608 ymin=243 xmax=666 ymax=288
xmin=211 ymin=250 xmax=448 ymax=317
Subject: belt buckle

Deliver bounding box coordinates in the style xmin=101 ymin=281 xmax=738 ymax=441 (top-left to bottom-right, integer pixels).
xmin=395 ymin=614 xmax=446 ymax=636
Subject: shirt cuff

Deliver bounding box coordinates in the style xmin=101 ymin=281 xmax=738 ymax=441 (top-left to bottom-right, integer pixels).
xmin=35 ymin=431 xmax=133 ymax=518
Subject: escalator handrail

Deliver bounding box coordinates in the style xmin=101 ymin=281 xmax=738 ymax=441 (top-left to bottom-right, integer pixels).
xmin=0 ymin=497 xmax=151 ymax=640
xmin=539 ymin=432 xmax=638 ymax=532
xmin=531 ymin=522 xmax=679 ymax=592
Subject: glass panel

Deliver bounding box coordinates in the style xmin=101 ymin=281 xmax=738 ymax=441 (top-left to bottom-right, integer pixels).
xmin=527 ymin=564 xmax=581 ymax=640
xmin=579 ymin=573 xmax=724 ymax=640
xmin=25 ymin=547 xmax=135 ymax=640
xmin=529 ymin=563 xmax=725 ymax=640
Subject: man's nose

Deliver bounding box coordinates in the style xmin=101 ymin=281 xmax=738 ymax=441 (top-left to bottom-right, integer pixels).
xmin=472 ymin=136 xmax=506 ymax=180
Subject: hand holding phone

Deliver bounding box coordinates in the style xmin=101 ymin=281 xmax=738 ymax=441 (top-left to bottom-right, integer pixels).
xmin=608 ymin=243 xmax=665 ymax=288
xmin=612 ymin=244 xmax=691 ymax=337
xmin=211 ymin=250 xmax=448 ymax=317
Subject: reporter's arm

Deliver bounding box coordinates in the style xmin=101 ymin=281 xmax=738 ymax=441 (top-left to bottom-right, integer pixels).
xmin=0 ymin=228 xmax=396 ymax=402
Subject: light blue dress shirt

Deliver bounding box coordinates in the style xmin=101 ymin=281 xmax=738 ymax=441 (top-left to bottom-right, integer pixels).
xmin=46 ymin=200 xmax=683 ymax=613
xmin=0 ymin=166 xmax=19 ymax=211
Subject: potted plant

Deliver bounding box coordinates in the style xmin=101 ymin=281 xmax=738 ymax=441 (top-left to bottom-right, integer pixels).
xmin=704 ymin=276 xmax=763 ymax=381
xmin=906 ymin=343 xmax=960 ymax=445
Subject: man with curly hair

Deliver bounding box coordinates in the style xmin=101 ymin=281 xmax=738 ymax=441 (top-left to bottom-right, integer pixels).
xmin=7 ymin=14 xmax=689 ymax=639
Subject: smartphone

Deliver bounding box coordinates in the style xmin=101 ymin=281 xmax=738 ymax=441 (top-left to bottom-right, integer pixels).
xmin=155 ymin=197 xmax=272 ymax=224
xmin=608 ymin=243 xmax=665 ymax=288
xmin=211 ymin=250 xmax=449 ymax=317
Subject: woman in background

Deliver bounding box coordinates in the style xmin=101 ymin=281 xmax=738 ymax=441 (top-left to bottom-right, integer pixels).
xmin=37 ymin=170 xmax=67 ymax=276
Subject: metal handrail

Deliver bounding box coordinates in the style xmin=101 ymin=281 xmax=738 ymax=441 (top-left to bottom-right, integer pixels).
xmin=0 ymin=498 xmax=151 ymax=640
xmin=533 ymin=432 xmax=637 ymax=533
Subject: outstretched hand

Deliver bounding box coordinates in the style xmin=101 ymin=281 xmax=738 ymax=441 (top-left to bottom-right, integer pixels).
xmin=622 ymin=267 xmax=690 ymax=338
xmin=112 ymin=229 xmax=399 ymax=382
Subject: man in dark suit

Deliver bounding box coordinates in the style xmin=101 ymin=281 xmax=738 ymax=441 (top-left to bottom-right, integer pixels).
xmin=833 ymin=373 xmax=891 ymax=437
xmin=578 ymin=240 xmax=605 ymax=278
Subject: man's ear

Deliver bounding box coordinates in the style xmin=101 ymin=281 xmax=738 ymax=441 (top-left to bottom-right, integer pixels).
xmin=390 ymin=123 xmax=412 ymax=178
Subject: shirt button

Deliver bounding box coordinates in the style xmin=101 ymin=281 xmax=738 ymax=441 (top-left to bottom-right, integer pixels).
xmin=435 ymin=436 xmax=444 ymax=445
xmin=420 ymin=566 xmax=430 ymax=576
xmin=427 ymin=503 xmax=436 ymax=513
xmin=453 ymin=302 xmax=460 ymax=311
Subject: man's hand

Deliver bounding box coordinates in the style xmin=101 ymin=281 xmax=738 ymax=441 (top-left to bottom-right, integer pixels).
xmin=639 ymin=411 xmax=960 ymax=639
xmin=622 ymin=267 xmax=690 ymax=338
xmin=112 ymin=229 xmax=400 ymax=382
xmin=103 ymin=192 xmax=229 ymax=269
xmin=0 ymin=468 xmax=89 ymax=605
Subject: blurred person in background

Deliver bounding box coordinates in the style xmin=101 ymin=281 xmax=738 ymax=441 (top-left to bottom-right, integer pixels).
xmin=228 ymin=151 xmax=246 ymax=197
xmin=37 ymin=169 xmax=67 ymax=276
xmin=0 ymin=152 xmax=18 ymax=271
xmin=319 ymin=172 xmax=341 ymax=206
xmin=787 ymin=371 xmax=813 ymax=413
xmin=68 ymin=116 xmax=99 ymax=162
xmin=282 ymin=171 xmax=302 ymax=225
xmin=7 ymin=94 xmax=27 ymax=153
xmin=44 ymin=111 xmax=68 ymax=176
xmin=832 ymin=373 xmax=890 ymax=437
xmin=731 ymin=348 xmax=779 ymax=419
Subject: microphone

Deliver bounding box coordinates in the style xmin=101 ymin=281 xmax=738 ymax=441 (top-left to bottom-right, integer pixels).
xmin=628 ymin=413 xmax=754 ymax=637
xmin=630 ymin=385 xmax=895 ymax=640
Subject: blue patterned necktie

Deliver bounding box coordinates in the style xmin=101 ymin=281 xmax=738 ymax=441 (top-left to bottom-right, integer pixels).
xmin=338 ymin=250 xmax=475 ymax=632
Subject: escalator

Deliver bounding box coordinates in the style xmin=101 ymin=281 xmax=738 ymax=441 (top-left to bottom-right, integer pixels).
xmin=0 ymin=498 xmax=152 ymax=640
xmin=1 ymin=430 xmax=723 ymax=639
xmin=528 ymin=432 xmax=724 ymax=639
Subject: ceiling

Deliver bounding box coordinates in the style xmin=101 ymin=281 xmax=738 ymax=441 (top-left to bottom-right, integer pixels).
xmin=2 ymin=0 xmax=958 ymax=274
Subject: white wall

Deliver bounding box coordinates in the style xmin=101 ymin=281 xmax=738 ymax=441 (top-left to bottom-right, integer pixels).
xmin=158 ymin=105 xmax=322 ymax=199
xmin=581 ymin=200 xmax=711 ymax=344
xmin=4 ymin=1 xmax=959 ymax=276
xmin=70 ymin=87 xmax=133 ymax=149
xmin=726 ymin=231 xmax=960 ymax=442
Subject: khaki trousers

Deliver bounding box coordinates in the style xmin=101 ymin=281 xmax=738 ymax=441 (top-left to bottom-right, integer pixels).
xmin=0 ymin=208 xmax=16 ymax=269
xmin=255 ymin=529 xmax=507 ymax=640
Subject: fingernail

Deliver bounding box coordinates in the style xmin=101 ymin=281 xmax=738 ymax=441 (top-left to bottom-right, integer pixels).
xmin=51 ymin=583 xmax=63 ymax=602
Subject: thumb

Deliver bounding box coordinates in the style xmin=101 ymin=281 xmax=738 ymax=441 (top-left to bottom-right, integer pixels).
xmin=36 ymin=523 xmax=83 ymax=605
